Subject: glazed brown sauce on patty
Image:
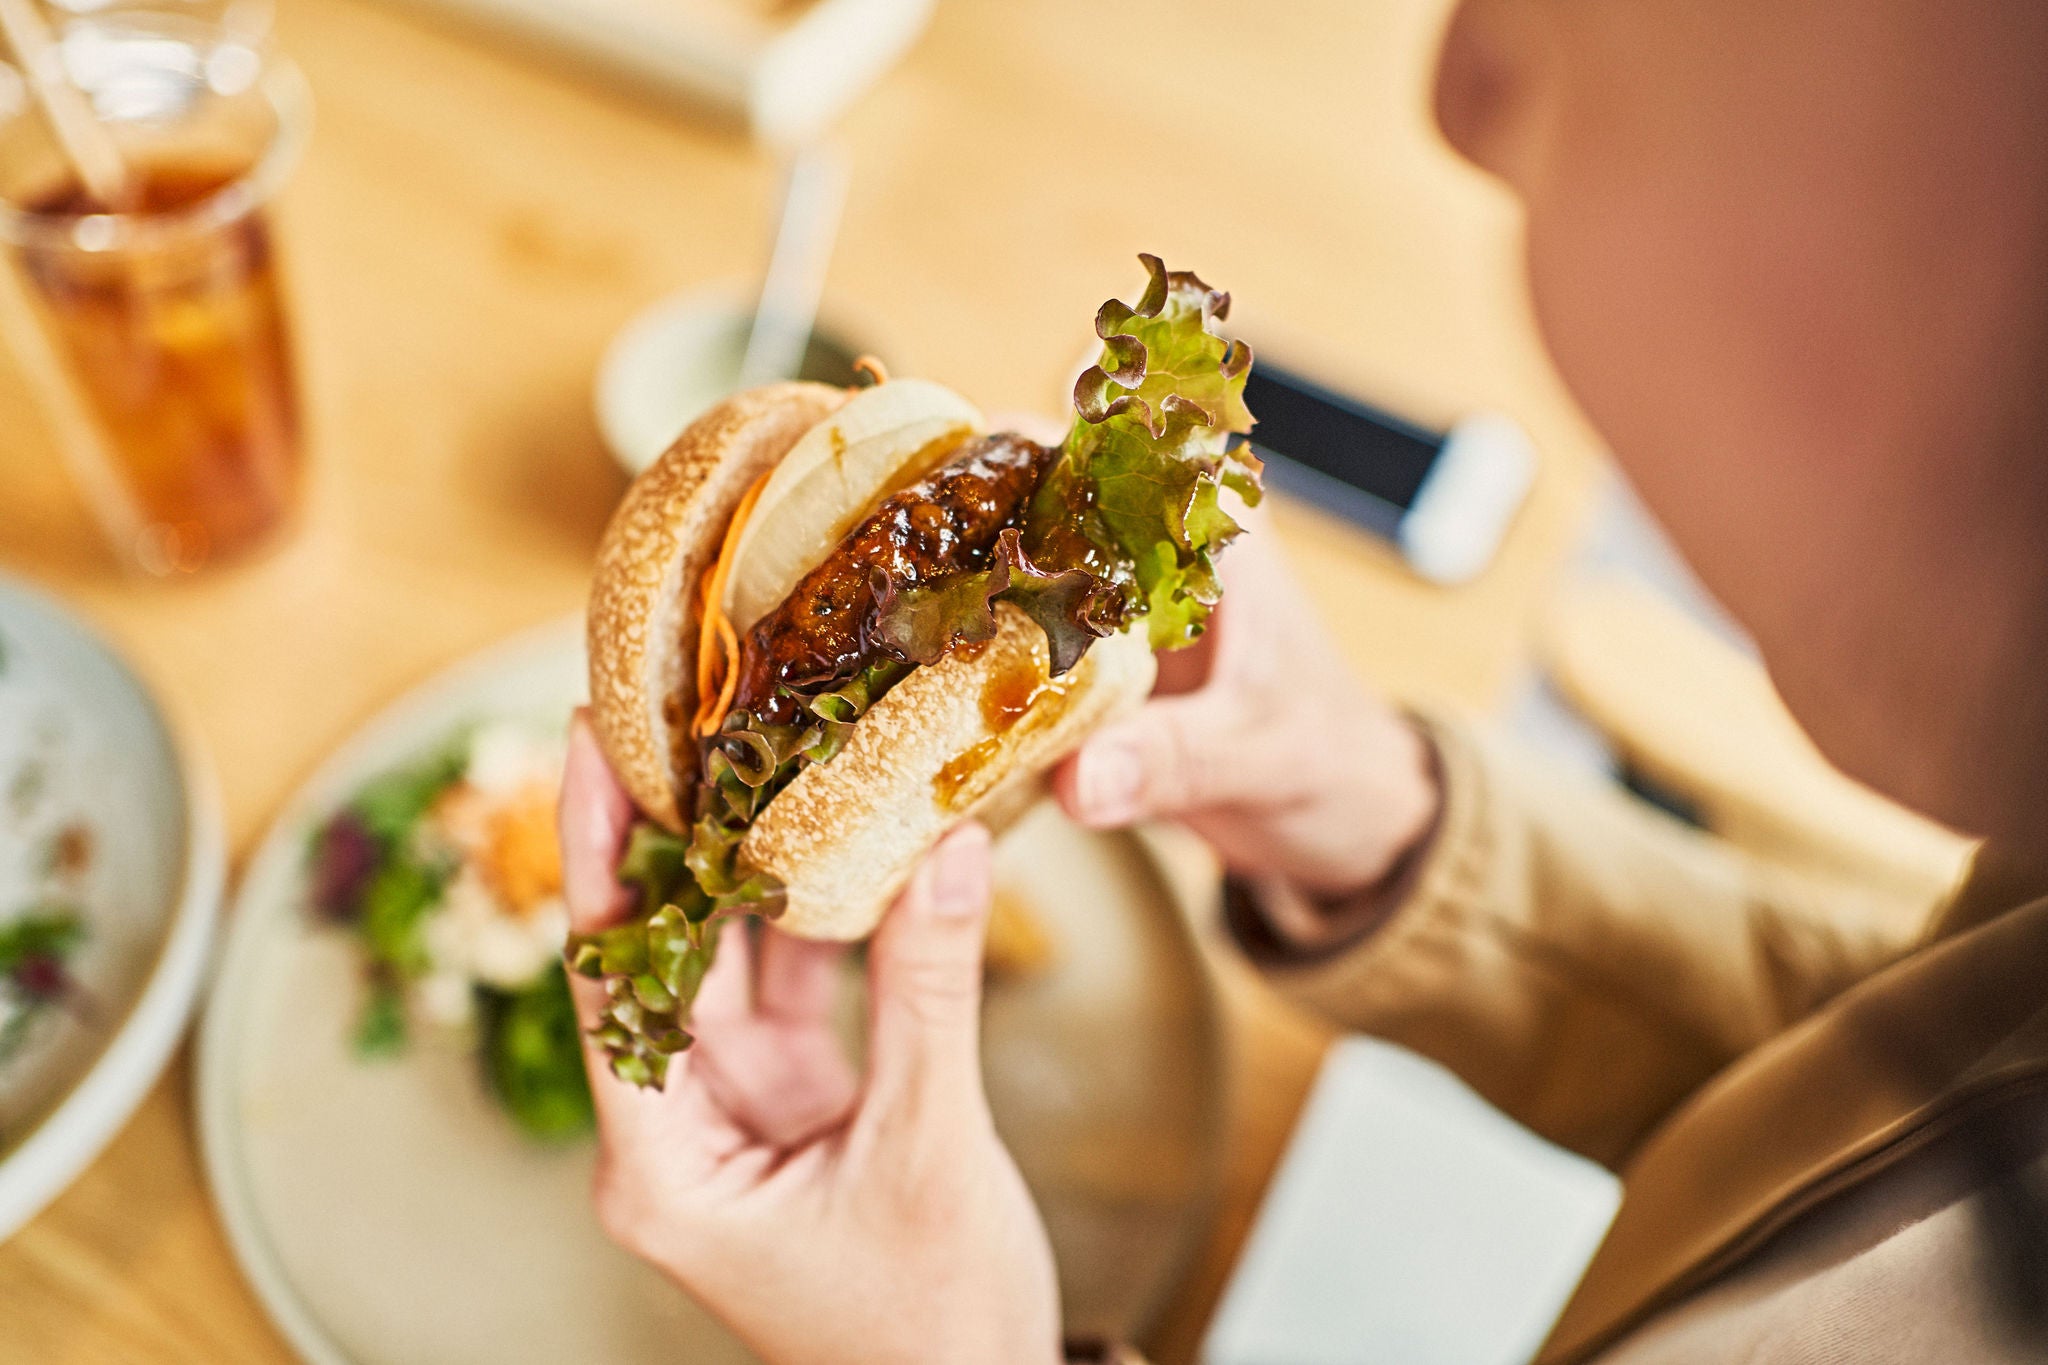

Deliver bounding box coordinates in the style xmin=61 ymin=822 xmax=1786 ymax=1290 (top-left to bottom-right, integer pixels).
xmin=733 ymin=432 xmax=1057 ymax=724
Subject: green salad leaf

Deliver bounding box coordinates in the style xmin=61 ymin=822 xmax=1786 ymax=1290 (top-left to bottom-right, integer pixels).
xmin=0 ymin=906 xmax=86 ymax=1065
xmin=866 ymin=257 xmax=1259 ymax=675
xmin=869 ymin=565 xmax=1008 ymax=665
xmin=352 ymin=976 xmax=409 ymax=1057
xmin=358 ymin=857 xmax=446 ymax=980
xmin=312 ymin=743 xmax=469 ymax=1058
xmin=479 ymin=967 xmax=596 ymax=1141
xmin=0 ymin=907 xmax=85 ymax=973
xmin=351 ymin=738 xmax=469 ymax=843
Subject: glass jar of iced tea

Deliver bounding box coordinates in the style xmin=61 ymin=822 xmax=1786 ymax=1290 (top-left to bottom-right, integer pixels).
xmin=0 ymin=2 xmax=307 ymax=575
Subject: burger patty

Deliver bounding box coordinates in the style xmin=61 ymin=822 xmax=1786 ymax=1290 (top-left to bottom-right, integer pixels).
xmin=734 ymin=431 xmax=1057 ymax=723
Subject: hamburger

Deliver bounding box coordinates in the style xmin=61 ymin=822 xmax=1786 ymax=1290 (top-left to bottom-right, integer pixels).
xmin=574 ymin=256 xmax=1260 ymax=1085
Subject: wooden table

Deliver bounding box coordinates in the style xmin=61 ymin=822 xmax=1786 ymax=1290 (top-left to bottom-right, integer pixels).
xmin=0 ymin=0 xmax=1606 ymax=1357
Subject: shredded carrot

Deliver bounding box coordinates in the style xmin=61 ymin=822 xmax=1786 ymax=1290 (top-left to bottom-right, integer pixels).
xmin=699 ymin=614 xmax=739 ymax=736
xmin=852 ymin=355 xmax=890 ymax=386
xmin=693 ymin=571 xmax=719 ymax=719
xmin=691 ymin=470 xmax=772 ymax=738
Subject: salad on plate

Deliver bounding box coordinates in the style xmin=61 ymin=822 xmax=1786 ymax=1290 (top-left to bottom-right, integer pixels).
xmin=308 ymin=720 xmax=592 ymax=1141
xmin=1 ymin=639 xmax=92 ymax=1075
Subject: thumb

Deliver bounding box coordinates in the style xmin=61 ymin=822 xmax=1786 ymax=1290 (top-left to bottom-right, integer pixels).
xmin=557 ymin=710 xmax=653 ymax=1104
xmin=863 ymin=823 xmax=995 ymax=1118
xmin=560 ymin=710 xmax=636 ymax=933
xmin=1055 ymin=694 xmax=1240 ymax=829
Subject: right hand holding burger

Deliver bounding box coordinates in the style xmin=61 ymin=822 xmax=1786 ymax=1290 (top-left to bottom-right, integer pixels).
xmin=1053 ymin=527 xmax=1442 ymax=917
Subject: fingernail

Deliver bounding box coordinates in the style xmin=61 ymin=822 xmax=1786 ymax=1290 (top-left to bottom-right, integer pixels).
xmin=1077 ymin=740 xmax=1144 ymax=822
xmin=929 ymin=828 xmax=989 ymax=919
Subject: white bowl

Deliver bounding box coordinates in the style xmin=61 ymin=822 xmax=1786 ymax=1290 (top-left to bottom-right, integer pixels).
xmin=594 ymin=287 xmax=870 ymax=476
xmin=0 ymin=575 xmax=223 ymax=1241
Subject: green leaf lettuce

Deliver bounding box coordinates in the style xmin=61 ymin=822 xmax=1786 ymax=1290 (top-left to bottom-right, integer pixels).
xmin=1026 ymin=253 xmax=1261 ymax=650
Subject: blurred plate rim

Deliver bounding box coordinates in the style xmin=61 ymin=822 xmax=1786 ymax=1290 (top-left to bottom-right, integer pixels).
xmin=0 ymin=573 xmax=226 ymax=1243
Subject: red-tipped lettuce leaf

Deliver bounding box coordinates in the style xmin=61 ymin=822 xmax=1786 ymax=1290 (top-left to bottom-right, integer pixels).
xmin=870 ymin=530 xmax=1114 ymax=677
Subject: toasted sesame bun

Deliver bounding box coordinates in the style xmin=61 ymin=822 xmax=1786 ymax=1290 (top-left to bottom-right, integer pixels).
xmin=587 ymin=383 xmax=1158 ymax=941
xmin=587 ymin=382 xmax=849 ymax=832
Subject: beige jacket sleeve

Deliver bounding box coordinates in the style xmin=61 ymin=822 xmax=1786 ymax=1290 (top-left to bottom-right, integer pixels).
xmin=1251 ymin=713 xmax=1937 ymax=1169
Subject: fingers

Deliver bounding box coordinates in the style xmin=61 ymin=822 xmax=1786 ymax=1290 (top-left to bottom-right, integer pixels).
xmin=559 ymin=709 xmax=649 ymax=1096
xmin=1053 ymin=529 xmax=1326 ymax=829
xmin=560 ymin=709 xmax=707 ymax=1114
xmin=574 ymin=918 xmax=752 ymax=1197
xmin=861 ymin=823 xmax=995 ymax=1122
xmin=688 ymin=928 xmax=856 ymax=1151
xmin=755 ymin=929 xmax=848 ymax=1025
xmin=1053 ymin=692 xmax=1237 ymax=829
xmin=692 ymin=914 xmax=755 ymax=1023
xmin=1053 ymin=534 xmax=1268 ymax=825
xmin=1151 ymin=616 xmax=1220 ymax=696
xmin=560 ymin=710 xmax=635 ymax=933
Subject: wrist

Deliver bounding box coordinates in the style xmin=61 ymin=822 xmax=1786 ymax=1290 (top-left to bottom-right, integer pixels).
xmin=1250 ymin=718 xmax=1444 ymax=952
xmin=1298 ymin=712 xmax=1443 ymax=899
xmin=1360 ymin=713 xmax=1443 ymax=886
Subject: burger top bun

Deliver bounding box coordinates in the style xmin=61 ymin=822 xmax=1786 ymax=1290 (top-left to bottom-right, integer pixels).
xmin=723 ymin=377 xmax=983 ymax=633
xmin=587 ymin=381 xmax=849 ymax=832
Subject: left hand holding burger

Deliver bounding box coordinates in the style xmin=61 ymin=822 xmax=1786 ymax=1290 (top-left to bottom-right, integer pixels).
xmin=559 ymin=714 xmax=1062 ymax=1365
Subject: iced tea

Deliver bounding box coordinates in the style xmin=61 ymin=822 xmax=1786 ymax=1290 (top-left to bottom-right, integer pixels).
xmin=14 ymin=161 xmax=300 ymax=573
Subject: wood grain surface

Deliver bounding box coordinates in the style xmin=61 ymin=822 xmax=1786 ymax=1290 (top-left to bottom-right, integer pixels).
xmin=0 ymin=0 xmax=1608 ymax=1357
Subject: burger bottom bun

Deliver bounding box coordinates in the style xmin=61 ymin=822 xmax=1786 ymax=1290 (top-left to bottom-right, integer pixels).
xmin=741 ymin=606 xmax=1159 ymax=941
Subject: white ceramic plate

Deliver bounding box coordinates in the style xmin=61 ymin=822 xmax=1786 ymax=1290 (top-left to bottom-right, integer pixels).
xmin=0 ymin=574 xmax=223 ymax=1241
xmin=198 ymin=618 xmax=1222 ymax=1363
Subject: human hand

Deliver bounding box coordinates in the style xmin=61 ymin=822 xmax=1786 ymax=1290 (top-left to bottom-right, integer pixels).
xmin=1052 ymin=528 xmax=1440 ymax=902
xmin=559 ymin=714 xmax=1061 ymax=1365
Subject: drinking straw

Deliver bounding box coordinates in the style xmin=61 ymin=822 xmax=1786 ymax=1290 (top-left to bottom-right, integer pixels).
xmin=0 ymin=0 xmax=134 ymax=212
xmin=737 ymin=143 xmax=849 ymax=389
